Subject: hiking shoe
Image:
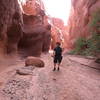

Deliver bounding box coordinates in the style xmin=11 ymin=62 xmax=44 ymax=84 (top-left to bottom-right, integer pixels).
xmin=53 ymin=67 xmax=56 ymax=71
xmin=57 ymin=67 xmax=60 ymax=71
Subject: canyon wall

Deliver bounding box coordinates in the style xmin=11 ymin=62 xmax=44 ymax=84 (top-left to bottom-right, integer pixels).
xmin=67 ymin=0 xmax=100 ymax=49
xmin=19 ymin=0 xmax=51 ymax=56
xmin=0 ymin=0 xmax=51 ymax=57
xmin=0 ymin=0 xmax=23 ymax=56
xmin=49 ymin=17 xmax=68 ymax=49
xmin=19 ymin=14 xmax=51 ymax=56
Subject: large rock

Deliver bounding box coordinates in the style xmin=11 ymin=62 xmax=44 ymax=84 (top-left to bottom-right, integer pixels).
xmin=25 ymin=56 xmax=45 ymax=67
xmin=67 ymin=0 xmax=100 ymax=49
xmin=18 ymin=0 xmax=51 ymax=56
xmin=0 ymin=0 xmax=23 ymax=55
xmin=16 ymin=66 xmax=35 ymax=75
xmin=18 ymin=14 xmax=51 ymax=56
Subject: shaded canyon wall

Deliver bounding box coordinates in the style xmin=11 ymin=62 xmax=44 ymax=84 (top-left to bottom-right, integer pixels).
xmin=19 ymin=0 xmax=51 ymax=56
xmin=0 ymin=0 xmax=51 ymax=57
xmin=0 ymin=0 xmax=23 ymax=56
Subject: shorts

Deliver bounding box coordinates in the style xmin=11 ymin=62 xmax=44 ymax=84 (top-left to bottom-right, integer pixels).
xmin=54 ymin=56 xmax=62 ymax=63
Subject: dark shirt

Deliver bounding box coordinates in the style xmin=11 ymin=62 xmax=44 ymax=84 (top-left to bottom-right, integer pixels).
xmin=54 ymin=46 xmax=62 ymax=57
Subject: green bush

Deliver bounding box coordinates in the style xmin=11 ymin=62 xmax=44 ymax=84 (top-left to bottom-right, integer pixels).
xmin=70 ymin=34 xmax=100 ymax=56
xmin=70 ymin=37 xmax=87 ymax=55
xmin=69 ymin=37 xmax=89 ymax=56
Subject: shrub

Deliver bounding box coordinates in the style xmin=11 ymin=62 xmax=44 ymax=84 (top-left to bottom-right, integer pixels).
xmin=70 ymin=34 xmax=100 ymax=56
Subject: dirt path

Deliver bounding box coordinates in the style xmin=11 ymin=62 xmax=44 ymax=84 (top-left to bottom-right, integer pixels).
xmin=0 ymin=54 xmax=100 ymax=100
xmin=30 ymin=54 xmax=100 ymax=100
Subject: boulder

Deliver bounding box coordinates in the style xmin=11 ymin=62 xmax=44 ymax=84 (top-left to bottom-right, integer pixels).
xmin=16 ymin=66 xmax=35 ymax=75
xmin=25 ymin=56 xmax=45 ymax=67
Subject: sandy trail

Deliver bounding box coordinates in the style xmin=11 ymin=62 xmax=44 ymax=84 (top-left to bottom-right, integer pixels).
xmin=30 ymin=54 xmax=100 ymax=100
xmin=0 ymin=54 xmax=100 ymax=100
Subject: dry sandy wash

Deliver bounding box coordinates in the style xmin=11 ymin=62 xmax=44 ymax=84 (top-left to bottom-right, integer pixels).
xmin=0 ymin=54 xmax=100 ymax=100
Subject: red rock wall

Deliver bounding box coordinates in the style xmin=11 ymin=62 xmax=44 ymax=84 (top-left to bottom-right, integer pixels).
xmin=0 ymin=0 xmax=23 ymax=56
xmin=18 ymin=14 xmax=51 ymax=56
xmin=67 ymin=0 xmax=100 ymax=49
xmin=0 ymin=0 xmax=51 ymax=57
xmin=18 ymin=0 xmax=51 ymax=56
xmin=49 ymin=17 xmax=68 ymax=49
xmin=22 ymin=0 xmax=45 ymax=15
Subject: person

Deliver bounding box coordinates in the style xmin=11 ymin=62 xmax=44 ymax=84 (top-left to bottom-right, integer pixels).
xmin=52 ymin=42 xmax=63 ymax=71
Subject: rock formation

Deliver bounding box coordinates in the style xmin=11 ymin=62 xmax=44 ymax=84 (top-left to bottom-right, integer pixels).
xmin=18 ymin=15 xmax=51 ymax=56
xmin=1 ymin=0 xmax=99 ymax=56
xmin=0 ymin=0 xmax=51 ymax=57
xmin=25 ymin=56 xmax=45 ymax=67
xmin=49 ymin=18 xmax=67 ymax=49
xmin=67 ymin=0 xmax=100 ymax=49
xmin=18 ymin=0 xmax=51 ymax=56
xmin=0 ymin=0 xmax=23 ymax=56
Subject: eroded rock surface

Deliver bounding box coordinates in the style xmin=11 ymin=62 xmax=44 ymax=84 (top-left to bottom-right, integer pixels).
xmin=67 ymin=0 xmax=100 ymax=49
xmin=16 ymin=66 xmax=35 ymax=75
xmin=25 ymin=56 xmax=45 ymax=67
xmin=0 ymin=0 xmax=51 ymax=57
xmin=0 ymin=0 xmax=23 ymax=55
xmin=18 ymin=0 xmax=51 ymax=56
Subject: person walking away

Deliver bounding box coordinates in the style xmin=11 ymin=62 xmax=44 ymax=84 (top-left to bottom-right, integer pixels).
xmin=52 ymin=42 xmax=63 ymax=71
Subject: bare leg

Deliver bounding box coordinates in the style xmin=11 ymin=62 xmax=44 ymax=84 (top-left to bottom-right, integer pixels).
xmin=57 ymin=56 xmax=62 ymax=71
xmin=57 ymin=63 xmax=60 ymax=71
xmin=53 ymin=63 xmax=56 ymax=71
xmin=54 ymin=63 xmax=56 ymax=68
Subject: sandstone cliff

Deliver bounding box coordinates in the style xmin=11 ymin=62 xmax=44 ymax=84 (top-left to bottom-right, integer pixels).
xmin=0 ymin=0 xmax=51 ymax=57
xmin=49 ymin=17 xmax=68 ymax=49
xmin=67 ymin=0 xmax=100 ymax=49
xmin=0 ymin=0 xmax=23 ymax=56
xmin=18 ymin=0 xmax=51 ymax=56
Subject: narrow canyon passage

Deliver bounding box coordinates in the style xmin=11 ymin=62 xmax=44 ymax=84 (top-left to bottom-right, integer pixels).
xmin=0 ymin=54 xmax=100 ymax=100
xmin=0 ymin=0 xmax=100 ymax=100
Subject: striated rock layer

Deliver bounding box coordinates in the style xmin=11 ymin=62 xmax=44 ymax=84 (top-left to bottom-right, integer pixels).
xmin=67 ymin=0 xmax=100 ymax=49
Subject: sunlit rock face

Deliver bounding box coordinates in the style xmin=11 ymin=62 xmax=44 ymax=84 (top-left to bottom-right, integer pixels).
xmin=22 ymin=0 xmax=47 ymax=25
xmin=67 ymin=0 xmax=100 ymax=49
xmin=49 ymin=18 xmax=68 ymax=49
xmin=0 ymin=0 xmax=23 ymax=56
xmin=22 ymin=0 xmax=44 ymax=15
xmin=18 ymin=0 xmax=51 ymax=56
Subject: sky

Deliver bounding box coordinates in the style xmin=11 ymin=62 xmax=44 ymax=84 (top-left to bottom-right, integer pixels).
xmin=42 ymin=0 xmax=71 ymax=25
